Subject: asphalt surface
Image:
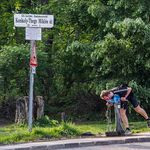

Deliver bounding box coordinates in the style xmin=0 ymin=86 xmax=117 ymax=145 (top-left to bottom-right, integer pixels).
xmin=58 ymin=142 xmax=150 ymax=150
xmin=1 ymin=132 xmax=150 ymax=150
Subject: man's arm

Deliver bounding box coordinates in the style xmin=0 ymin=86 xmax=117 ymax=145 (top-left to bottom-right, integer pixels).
xmin=121 ymin=87 xmax=132 ymax=101
xmin=125 ymin=87 xmax=132 ymax=99
xmin=106 ymin=102 xmax=114 ymax=107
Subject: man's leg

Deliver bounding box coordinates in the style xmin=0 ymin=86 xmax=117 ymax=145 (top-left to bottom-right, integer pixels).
xmin=120 ymin=108 xmax=129 ymax=128
xmin=134 ymin=105 xmax=149 ymax=119
xmin=130 ymin=94 xmax=149 ymax=119
xmin=134 ymin=105 xmax=150 ymax=128
xmin=120 ymin=108 xmax=131 ymax=134
xmin=130 ymin=94 xmax=150 ymax=127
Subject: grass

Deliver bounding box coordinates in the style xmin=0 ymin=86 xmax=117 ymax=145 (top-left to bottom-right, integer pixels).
xmin=0 ymin=119 xmax=150 ymax=145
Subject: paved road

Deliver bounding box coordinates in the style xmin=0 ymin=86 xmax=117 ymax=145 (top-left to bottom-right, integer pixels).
xmin=58 ymin=142 xmax=150 ymax=150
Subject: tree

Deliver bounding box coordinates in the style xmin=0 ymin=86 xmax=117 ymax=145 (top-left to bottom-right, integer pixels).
xmin=1 ymin=0 xmax=150 ymax=119
xmin=89 ymin=0 xmax=150 ymax=110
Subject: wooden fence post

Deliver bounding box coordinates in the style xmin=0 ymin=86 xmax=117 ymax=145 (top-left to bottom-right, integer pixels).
xmin=61 ymin=112 xmax=66 ymax=123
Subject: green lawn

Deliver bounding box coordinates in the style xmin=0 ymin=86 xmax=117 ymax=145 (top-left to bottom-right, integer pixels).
xmin=0 ymin=120 xmax=150 ymax=145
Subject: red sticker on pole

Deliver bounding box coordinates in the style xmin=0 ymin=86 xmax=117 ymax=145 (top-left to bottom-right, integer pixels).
xmin=30 ymin=41 xmax=37 ymax=67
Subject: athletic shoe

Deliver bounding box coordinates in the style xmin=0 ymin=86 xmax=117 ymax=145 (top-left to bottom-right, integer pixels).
xmin=147 ymin=119 xmax=150 ymax=128
xmin=125 ymin=128 xmax=132 ymax=135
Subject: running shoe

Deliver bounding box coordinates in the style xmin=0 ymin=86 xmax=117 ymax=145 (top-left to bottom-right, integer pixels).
xmin=147 ymin=119 xmax=150 ymax=128
xmin=125 ymin=128 xmax=132 ymax=135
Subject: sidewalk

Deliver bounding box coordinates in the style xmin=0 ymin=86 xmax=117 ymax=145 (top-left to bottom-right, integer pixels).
xmin=1 ymin=132 xmax=150 ymax=150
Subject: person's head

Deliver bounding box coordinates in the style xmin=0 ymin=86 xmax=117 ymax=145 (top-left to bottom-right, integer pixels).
xmin=100 ymin=90 xmax=113 ymax=101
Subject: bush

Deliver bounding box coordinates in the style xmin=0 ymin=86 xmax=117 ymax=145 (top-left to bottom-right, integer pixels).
xmin=33 ymin=115 xmax=59 ymax=127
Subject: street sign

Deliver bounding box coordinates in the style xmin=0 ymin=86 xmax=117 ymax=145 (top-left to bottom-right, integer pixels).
xmin=14 ymin=14 xmax=54 ymax=28
xmin=26 ymin=28 xmax=42 ymax=40
xmin=30 ymin=42 xmax=37 ymax=67
xmin=31 ymin=66 xmax=36 ymax=74
xmin=14 ymin=13 xmax=54 ymax=132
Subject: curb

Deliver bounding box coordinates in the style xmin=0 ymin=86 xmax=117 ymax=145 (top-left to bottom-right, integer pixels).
xmin=1 ymin=135 xmax=150 ymax=150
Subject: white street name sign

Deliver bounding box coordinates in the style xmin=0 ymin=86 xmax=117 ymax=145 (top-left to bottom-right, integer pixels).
xmin=14 ymin=14 xmax=54 ymax=28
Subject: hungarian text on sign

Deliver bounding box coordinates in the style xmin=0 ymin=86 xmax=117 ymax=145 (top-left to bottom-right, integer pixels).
xmin=14 ymin=14 xmax=54 ymax=28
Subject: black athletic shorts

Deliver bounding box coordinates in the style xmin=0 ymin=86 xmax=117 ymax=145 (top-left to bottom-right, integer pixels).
xmin=121 ymin=94 xmax=139 ymax=110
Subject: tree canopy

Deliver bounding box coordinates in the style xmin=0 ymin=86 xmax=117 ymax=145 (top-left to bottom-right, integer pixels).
xmin=0 ymin=0 xmax=150 ymax=120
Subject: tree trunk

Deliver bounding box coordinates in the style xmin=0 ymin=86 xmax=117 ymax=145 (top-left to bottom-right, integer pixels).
xmin=15 ymin=96 xmax=44 ymax=124
xmin=35 ymin=96 xmax=44 ymax=118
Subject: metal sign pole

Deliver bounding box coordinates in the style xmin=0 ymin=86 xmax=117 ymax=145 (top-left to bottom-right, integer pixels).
xmin=14 ymin=13 xmax=54 ymax=133
xmin=29 ymin=40 xmax=35 ymax=132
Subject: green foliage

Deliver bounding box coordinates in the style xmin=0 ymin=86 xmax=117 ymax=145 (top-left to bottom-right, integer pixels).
xmin=56 ymin=122 xmax=81 ymax=136
xmin=129 ymin=81 xmax=150 ymax=108
xmin=0 ymin=122 xmax=81 ymax=144
xmin=0 ymin=44 xmax=49 ymax=100
xmin=33 ymin=116 xmax=59 ymax=127
xmin=0 ymin=121 xmax=150 ymax=144
xmin=1 ymin=0 xmax=150 ymax=119
xmin=0 ymin=44 xmax=30 ymax=99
